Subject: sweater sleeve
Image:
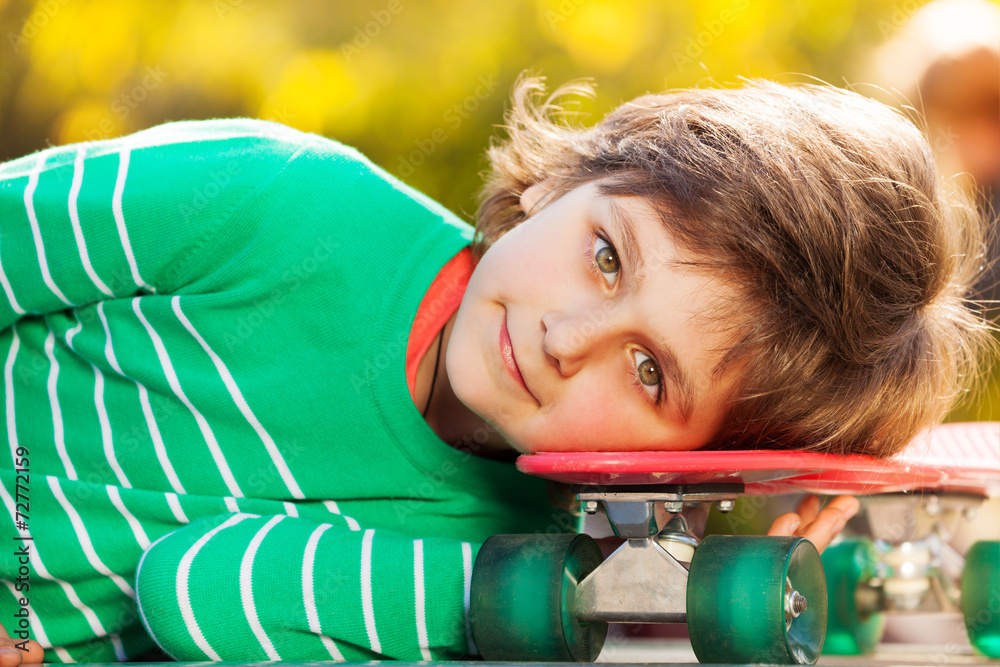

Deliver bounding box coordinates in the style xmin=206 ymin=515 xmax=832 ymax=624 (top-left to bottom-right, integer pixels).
xmin=0 ymin=120 xmax=305 ymax=332
xmin=135 ymin=512 xmax=479 ymax=661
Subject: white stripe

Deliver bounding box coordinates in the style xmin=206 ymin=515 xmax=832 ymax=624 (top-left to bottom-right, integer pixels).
xmin=24 ymin=153 xmax=74 ymax=306
xmin=462 ymin=542 xmax=476 ymax=656
xmin=97 ymin=302 xmax=124 ymax=375
xmin=173 ymin=297 xmax=304 ymax=499
xmin=0 ymin=580 xmax=74 ymax=662
xmin=413 ymin=540 xmax=431 ymax=660
xmin=283 ymin=502 xmax=298 ymax=517
xmin=99 ymin=304 xmax=185 ymax=495
xmin=138 ymin=383 xmax=185 ymax=494
xmin=94 ymin=364 xmax=130 ymax=488
xmin=302 ymin=523 xmax=344 ymax=660
xmin=0 ymin=124 xmax=308 ymax=180
xmin=323 ymin=500 xmax=360 ymax=531
xmin=165 ymin=492 xmax=189 ymax=524
xmin=240 ymin=515 xmax=285 ymax=659
xmin=225 ymin=496 xmax=239 ymax=513
xmin=65 ymin=318 xmax=82 ymax=349
xmin=361 ymin=528 xmax=381 ymax=654
xmin=176 ymin=513 xmax=251 ymax=660
xmin=106 ymin=485 xmax=150 ymax=550
xmin=0 ymin=234 xmax=26 ymax=315
xmin=48 ymin=477 xmax=135 ymax=598
xmin=69 ymin=146 xmax=114 ymax=297
xmin=133 ymin=297 xmax=241 ymax=496
xmin=2 ymin=579 xmax=53 ymax=652
xmin=110 ymin=635 xmax=126 ymax=661
xmin=5 ymin=328 xmax=20 ymax=463
xmin=0 ymin=482 xmax=108 ymax=639
xmin=112 ymin=148 xmax=155 ymax=293
xmin=43 ymin=329 xmax=76 ymax=480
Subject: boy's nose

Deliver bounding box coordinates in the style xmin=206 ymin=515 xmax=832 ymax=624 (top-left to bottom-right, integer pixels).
xmin=541 ymin=307 xmax=615 ymax=376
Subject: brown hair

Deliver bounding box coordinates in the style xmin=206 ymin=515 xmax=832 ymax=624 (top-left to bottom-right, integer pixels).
xmin=473 ymin=75 xmax=995 ymax=457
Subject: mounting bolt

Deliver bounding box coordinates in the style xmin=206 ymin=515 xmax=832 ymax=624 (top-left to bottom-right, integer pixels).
xmin=924 ymin=496 xmax=941 ymax=517
xmin=664 ymin=500 xmax=683 ymax=513
xmin=584 ymin=500 xmax=599 ymax=514
xmin=785 ymin=589 xmax=807 ymax=619
xmin=963 ymin=506 xmax=978 ymax=521
xmin=716 ymin=499 xmax=736 ymax=513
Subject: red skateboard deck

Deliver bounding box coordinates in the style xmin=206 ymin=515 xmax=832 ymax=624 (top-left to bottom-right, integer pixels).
xmin=516 ymin=421 xmax=1000 ymax=497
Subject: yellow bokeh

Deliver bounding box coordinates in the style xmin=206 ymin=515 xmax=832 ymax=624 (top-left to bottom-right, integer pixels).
xmin=538 ymin=0 xmax=649 ymax=73
xmin=52 ymin=99 xmax=125 ymax=144
xmin=27 ymin=0 xmax=139 ymax=95
xmin=262 ymin=50 xmax=363 ymax=136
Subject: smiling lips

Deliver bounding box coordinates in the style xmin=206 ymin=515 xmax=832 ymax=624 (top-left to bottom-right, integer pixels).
xmin=500 ymin=312 xmax=533 ymax=398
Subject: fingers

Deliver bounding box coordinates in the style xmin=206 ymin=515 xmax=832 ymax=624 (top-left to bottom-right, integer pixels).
xmin=27 ymin=642 xmax=42 ymax=664
xmin=798 ymin=496 xmax=860 ymax=553
xmin=766 ymin=495 xmax=861 ymax=553
xmin=21 ymin=641 xmax=43 ymax=665
xmin=0 ymin=648 xmax=23 ymax=667
xmin=0 ymin=623 xmax=43 ymax=667
xmin=0 ymin=624 xmax=21 ymax=667
xmin=0 ymin=642 xmax=43 ymax=667
xmin=767 ymin=512 xmax=802 ymax=537
xmin=794 ymin=494 xmax=822 ymax=525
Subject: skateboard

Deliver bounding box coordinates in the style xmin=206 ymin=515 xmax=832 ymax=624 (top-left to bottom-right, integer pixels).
xmin=469 ymin=421 xmax=1000 ymax=664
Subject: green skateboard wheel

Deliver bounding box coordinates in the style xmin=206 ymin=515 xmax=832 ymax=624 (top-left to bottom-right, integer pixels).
xmin=961 ymin=540 xmax=1000 ymax=658
xmin=687 ymin=535 xmax=827 ymax=664
xmin=822 ymin=538 xmax=885 ymax=654
xmin=469 ymin=533 xmax=607 ymax=661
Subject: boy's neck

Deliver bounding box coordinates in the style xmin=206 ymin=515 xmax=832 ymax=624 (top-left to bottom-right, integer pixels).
xmin=417 ymin=312 xmax=519 ymax=463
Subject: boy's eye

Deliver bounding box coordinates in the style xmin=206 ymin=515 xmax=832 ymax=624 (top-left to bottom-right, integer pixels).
xmin=632 ymin=350 xmax=662 ymax=400
xmin=593 ymin=236 xmax=620 ymax=287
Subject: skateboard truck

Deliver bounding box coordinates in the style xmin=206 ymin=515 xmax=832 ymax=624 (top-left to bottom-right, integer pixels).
xmin=574 ymin=484 xmax=738 ymax=624
xmin=471 ymin=482 xmax=827 ymax=664
xmin=823 ymin=491 xmax=998 ymax=655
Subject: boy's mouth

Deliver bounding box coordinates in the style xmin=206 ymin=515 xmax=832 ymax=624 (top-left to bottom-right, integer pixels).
xmin=500 ymin=310 xmax=536 ymax=402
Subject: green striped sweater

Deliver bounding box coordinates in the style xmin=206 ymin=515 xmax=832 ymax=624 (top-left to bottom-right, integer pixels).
xmin=0 ymin=119 xmax=577 ymax=662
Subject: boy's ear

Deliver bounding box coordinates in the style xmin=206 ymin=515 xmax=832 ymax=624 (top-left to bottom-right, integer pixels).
xmin=519 ymin=177 xmax=559 ymax=215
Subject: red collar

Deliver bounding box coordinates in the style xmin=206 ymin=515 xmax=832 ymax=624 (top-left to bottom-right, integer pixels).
xmin=406 ymin=247 xmax=473 ymax=400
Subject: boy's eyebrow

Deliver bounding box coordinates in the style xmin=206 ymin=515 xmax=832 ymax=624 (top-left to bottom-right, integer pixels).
xmin=605 ymin=198 xmax=696 ymax=424
xmin=658 ymin=348 xmax=696 ymax=424
xmin=605 ymin=199 xmax=646 ymax=291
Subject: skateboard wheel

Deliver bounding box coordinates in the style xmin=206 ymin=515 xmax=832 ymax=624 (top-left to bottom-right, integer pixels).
xmin=961 ymin=540 xmax=1000 ymax=658
xmin=687 ymin=535 xmax=827 ymax=664
xmin=469 ymin=533 xmax=607 ymax=661
xmin=822 ymin=538 xmax=885 ymax=654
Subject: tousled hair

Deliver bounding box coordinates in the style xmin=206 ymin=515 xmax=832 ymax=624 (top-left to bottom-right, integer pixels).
xmin=473 ymin=75 xmax=995 ymax=457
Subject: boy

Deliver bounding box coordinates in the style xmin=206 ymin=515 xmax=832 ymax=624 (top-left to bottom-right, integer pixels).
xmin=0 ymin=77 xmax=990 ymax=662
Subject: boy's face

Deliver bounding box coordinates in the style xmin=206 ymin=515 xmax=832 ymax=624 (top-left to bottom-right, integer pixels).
xmin=446 ymin=179 xmax=737 ymax=454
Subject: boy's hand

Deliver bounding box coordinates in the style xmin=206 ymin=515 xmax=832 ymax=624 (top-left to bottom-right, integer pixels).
xmin=767 ymin=494 xmax=860 ymax=553
xmin=0 ymin=622 xmax=43 ymax=667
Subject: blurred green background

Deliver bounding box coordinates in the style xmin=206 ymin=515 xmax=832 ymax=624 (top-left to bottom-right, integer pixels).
xmin=1 ymin=0 xmax=997 ymax=420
